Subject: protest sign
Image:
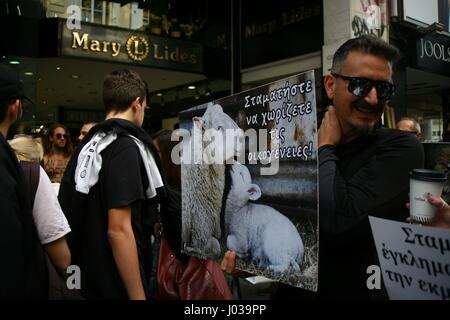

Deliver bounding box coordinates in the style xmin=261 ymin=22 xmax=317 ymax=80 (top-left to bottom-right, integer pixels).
xmin=370 ymin=216 xmax=450 ymax=300
xmin=178 ymin=70 xmax=318 ymax=290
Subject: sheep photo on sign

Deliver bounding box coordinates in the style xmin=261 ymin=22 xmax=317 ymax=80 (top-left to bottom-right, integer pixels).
xmin=178 ymin=70 xmax=318 ymax=291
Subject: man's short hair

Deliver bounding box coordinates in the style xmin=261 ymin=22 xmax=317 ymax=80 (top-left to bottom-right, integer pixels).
xmin=331 ymin=35 xmax=401 ymax=74
xmin=398 ymin=117 xmax=421 ymax=133
xmin=82 ymin=121 xmax=97 ymax=127
xmin=102 ymin=69 xmax=149 ymax=114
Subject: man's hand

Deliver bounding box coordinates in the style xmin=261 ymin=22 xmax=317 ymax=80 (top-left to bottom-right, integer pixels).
xmin=406 ymin=195 xmax=450 ymax=229
xmin=427 ymin=195 xmax=450 ymax=229
xmin=220 ymin=250 xmax=254 ymax=279
xmin=221 ymin=251 xmax=236 ymax=275
xmin=318 ymin=105 xmax=342 ymax=147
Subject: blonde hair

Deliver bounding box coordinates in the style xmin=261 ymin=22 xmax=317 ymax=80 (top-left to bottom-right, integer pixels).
xmin=9 ymin=135 xmax=44 ymax=162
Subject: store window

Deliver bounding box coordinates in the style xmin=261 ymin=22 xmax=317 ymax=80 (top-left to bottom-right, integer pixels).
xmin=406 ymin=93 xmax=444 ymax=142
xmin=44 ymin=0 xmax=134 ymax=28
xmin=81 ymin=0 xmax=103 ymax=23
xmin=46 ymin=0 xmax=79 ymax=18
xmin=42 ymin=1 xmax=211 ymax=38
xmin=0 ymin=0 xmax=45 ymax=17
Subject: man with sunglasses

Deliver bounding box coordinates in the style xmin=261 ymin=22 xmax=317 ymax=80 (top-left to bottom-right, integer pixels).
xmin=43 ymin=123 xmax=73 ymax=184
xmin=318 ymin=35 xmax=424 ymax=299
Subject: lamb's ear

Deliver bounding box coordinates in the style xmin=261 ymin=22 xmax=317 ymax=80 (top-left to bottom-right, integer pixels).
xmin=248 ymin=184 xmax=261 ymax=201
xmin=192 ymin=117 xmax=202 ymax=129
xmin=212 ymin=103 xmax=223 ymax=112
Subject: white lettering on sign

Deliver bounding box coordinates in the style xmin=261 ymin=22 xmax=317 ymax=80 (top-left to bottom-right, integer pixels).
xmin=66 ymin=5 xmax=81 ymax=30
xmin=419 ymin=38 xmax=450 ymax=63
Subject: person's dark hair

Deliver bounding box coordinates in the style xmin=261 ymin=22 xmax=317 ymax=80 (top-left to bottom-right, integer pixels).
xmin=46 ymin=123 xmax=73 ymax=157
xmin=0 ymin=99 xmax=16 ymax=123
xmin=445 ymin=120 xmax=450 ymax=131
xmin=82 ymin=121 xmax=97 ymax=127
xmin=331 ymin=35 xmax=401 ymax=74
xmin=103 ymin=69 xmax=149 ymax=114
xmin=443 ymin=120 xmax=450 ymax=142
xmin=152 ymin=129 xmax=181 ymax=192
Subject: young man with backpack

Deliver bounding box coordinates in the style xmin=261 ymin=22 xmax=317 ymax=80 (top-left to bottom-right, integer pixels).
xmin=59 ymin=69 xmax=164 ymax=299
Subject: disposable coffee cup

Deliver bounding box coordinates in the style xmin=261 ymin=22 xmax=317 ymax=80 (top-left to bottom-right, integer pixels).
xmin=409 ymin=169 xmax=447 ymax=223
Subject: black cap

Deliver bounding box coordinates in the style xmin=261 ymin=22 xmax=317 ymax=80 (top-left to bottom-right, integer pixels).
xmin=0 ymin=64 xmax=34 ymax=104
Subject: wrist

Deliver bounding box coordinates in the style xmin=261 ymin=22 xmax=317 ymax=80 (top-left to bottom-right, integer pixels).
xmin=318 ymin=141 xmax=337 ymax=148
xmin=129 ymin=289 xmax=146 ymax=300
xmin=318 ymin=144 xmax=336 ymax=154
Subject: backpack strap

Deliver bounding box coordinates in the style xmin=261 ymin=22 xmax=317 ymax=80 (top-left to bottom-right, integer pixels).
xmin=19 ymin=161 xmax=49 ymax=299
xmin=20 ymin=161 xmax=40 ymax=209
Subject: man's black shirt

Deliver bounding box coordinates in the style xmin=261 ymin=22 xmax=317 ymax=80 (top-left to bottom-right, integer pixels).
xmin=59 ymin=119 xmax=160 ymax=299
xmin=0 ymin=134 xmax=33 ymax=298
xmin=318 ymin=127 xmax=424 ymax=299
xmin=276 ymin=127 xmax=424 ymax=300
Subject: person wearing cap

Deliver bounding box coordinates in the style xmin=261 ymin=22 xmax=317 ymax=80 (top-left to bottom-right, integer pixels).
xmin=0 ymin=64 xmax=41 ymax=299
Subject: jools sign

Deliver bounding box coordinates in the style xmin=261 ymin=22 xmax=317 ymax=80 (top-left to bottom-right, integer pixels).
xmin=416 ymin=34 xmax=450 ymax=77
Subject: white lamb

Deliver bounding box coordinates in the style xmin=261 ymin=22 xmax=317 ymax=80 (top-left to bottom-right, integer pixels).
xmin=181 ymin=103 xmax=243 ymax=259
xmin=225 ymin=162 xmax=304 ymax=273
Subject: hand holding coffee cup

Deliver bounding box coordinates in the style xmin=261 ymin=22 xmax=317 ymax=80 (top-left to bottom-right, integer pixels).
xmin=427 ymin=195 xmax=450 ymax=229
xmin=409 ymin=169 xmax=447 ymax=223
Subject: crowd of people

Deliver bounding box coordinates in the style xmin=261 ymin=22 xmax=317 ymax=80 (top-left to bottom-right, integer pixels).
xmin=1 ymin=35 xmax=449 ymax=300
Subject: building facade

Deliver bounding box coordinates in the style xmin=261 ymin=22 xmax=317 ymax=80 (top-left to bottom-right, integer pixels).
xmin=1 ymin=0 xmax=448 ymax=141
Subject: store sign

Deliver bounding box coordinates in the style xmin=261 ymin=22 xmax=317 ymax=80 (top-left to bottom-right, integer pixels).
xmin=416 ymin=34 xmax=450 ymax=77
xmin=61 ymin=109 xmax=105 ymax=124
xmin=61 ymin=23 xmax=203 ymax=73
xmin=369 ymin=217 xmax=450 ymax=300
xmin=241 ymin=1 xmax=322 ymax=68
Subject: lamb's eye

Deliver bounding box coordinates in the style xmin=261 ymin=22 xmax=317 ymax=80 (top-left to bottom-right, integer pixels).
xmin=217 ymin=126 xmax=223 ymax=131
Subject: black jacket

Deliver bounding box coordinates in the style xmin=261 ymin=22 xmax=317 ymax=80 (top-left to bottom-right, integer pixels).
xmin=0 ymin=134 xmax=33 ymax=299
xmin=58 ymin=119 xmax=186 ymax=299
xmin=318 ymin=128 xmax=424 ymax=299
xmin=59 ymin=119 xmax=169 ymax=263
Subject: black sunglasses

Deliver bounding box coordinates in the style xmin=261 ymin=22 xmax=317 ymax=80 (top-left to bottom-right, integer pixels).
xmin=332 ymin=73 xmax=396 ymax=101
xmin=55 ymin=133 xmax=69 ymax=139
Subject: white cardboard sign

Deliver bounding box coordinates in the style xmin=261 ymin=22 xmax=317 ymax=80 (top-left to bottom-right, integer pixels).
xmin=369 ymin=216 xmax=450 ymax=300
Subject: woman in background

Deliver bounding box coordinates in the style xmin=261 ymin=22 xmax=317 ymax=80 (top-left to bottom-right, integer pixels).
xmin=9 ymin=135 xmax=71 ymax=272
